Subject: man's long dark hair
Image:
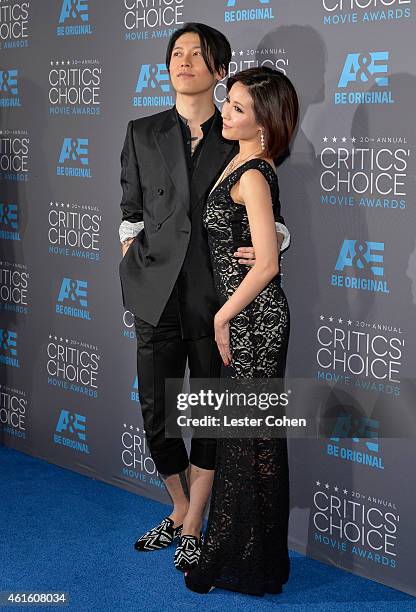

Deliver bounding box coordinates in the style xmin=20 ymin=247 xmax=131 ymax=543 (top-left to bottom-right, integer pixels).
xmin=166 ymin=23 xmax=231 ymax=78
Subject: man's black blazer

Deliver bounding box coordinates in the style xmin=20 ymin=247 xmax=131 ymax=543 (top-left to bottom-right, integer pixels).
xmin=119 ymin=106 xmax=285 ymax=332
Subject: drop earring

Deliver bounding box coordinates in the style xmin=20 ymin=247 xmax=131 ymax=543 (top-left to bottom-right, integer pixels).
xmin=260 ymin=129 xmax=265 ymax=151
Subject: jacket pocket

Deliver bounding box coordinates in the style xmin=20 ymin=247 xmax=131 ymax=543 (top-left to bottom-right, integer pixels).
xmin=148 ymin=209 xmax=174 ymax=233
xmin=120 ymin=229 xmax=145 ymax=263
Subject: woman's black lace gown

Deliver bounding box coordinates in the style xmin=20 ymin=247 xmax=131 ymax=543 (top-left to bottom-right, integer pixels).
xmin=185 ymin=159 xmax=291 ymax=596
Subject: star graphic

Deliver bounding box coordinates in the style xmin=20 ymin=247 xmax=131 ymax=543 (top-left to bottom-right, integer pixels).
xmin=323 ymin=136 xmax=328 ymax=142
xmin=316 ymin=480 xmax=321 ymax=486
xmin=347 ymin=319 xmax=352 ymax=325
xmin=232 ymin=50 xmax=236 ymax=56
xmin=338 ymin=318 xmax=343 ymax=323
xmin=239 ymin=50 xmax=244 ymax=56
xmin=342 ymin=137 xmax=347 ymax=143
xmin=351 ymin=137 xmax=356 ymax=143
xmin=325 ymin=483 xmax=329 ymax=489
xmin=329 ymin=316 xmax=333 ymax=322
xmin=332 ymin=136 xmax=337 ymax=142
xmin=320 ymin=315 xmax=324 ymax=320
xmin=334 ymin=486 xmax=339 ymax=492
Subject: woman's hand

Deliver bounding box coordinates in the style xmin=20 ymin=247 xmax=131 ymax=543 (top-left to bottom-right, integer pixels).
xmin=214 ymin=312 xmax=232 ymax=366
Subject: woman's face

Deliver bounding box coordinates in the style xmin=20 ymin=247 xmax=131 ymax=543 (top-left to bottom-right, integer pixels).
xmin=221 ymin=82 xmax=262 ymax=143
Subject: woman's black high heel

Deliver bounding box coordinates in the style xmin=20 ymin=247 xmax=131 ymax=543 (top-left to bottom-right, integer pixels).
xmin=184 ymin=571 xmax=215 ymax=594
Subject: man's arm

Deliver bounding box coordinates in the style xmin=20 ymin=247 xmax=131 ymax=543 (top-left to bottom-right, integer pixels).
xmin=273 ymin=185 xmax=290 ymax=252
xmin=119 ymin=120 xmax=143 ymax=255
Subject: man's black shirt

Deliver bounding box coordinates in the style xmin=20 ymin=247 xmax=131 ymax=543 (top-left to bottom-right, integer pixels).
xmin=174 ymin=107 xmax=220 ymax=338
xmin=176 ymin=107 xmax=216 ymax=177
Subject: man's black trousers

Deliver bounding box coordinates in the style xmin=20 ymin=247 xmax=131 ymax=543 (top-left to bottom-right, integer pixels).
xmin=133 ymin=281 xmax=221 ymax=476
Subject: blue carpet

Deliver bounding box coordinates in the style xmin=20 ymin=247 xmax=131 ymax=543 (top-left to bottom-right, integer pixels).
xmin=0 ymin=444 xmax=415 ymax=612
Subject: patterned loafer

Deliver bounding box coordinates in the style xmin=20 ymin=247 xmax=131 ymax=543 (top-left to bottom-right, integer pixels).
xmin=134 ymin=516 xmax=182 ymax=552
xmin=174 ymin=533 xmax=204 ymax=571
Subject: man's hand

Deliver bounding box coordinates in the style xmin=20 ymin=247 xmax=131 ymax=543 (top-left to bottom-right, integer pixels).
xmin=121 ymin=237 xmax=134 ymax=257
xmin=233 ymin=246 xmax=255 ymax=266
xmin=233 ymin=231 xmax=283 ymax=268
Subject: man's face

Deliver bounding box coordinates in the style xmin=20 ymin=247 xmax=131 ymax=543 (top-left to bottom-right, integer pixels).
xmin=169 ymin=32 xmax=221 ymax=96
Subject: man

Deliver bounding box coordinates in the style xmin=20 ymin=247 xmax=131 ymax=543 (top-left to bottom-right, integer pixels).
xmin=119 ymin=23 xmax=290 ymax=571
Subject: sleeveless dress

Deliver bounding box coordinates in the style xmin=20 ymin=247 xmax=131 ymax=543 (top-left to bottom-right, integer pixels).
xmin=185 ymin=158 xmax=291 ymax=596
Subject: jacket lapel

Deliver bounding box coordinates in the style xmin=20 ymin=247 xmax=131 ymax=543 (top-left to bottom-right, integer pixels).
xmin=191 ymin=108 xmax=236 ymax=207
xmin=153 ymin=108 xmax=191 ymax=215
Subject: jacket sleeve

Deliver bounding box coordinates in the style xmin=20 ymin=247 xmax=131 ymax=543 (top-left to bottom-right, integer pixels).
xmin=275 ymin=221 xmax=290 ymax=251
xmin=273 ymin=181 xmax=290 ymax=251
xmin=120 ymin=120 xmax=143 ymax=223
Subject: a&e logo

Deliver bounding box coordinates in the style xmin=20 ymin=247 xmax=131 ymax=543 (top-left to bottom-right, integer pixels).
xmin=0 ymin=70 xmax=21 ymax=107
xmin=328 ymin=414 xmax=384 ymax=470
xmin=332 ymin=239 xmax=389 ymax=294
xmin=225 ymin=0 xmax=274 ymax=23
xmin=57 ymin=137 xmax=91 ymax=178
xmin=0 ymin=329 xmax=19 ymax=368
xmin=132 ymin=64 xmax=173 ymax=108
xmin=56 ymin=277 xmax=91 ymax=320
xmin=131 ymin=375 xmax=140 ymax=402
xmin=57 ymin=0 xmax=92 ymax=36
xmin=0 ymin=203 xmax=20 ymax=240
xmin=335 ymin=51 xmax=394 ymax=105
xmin=54 ymin=409 xmax=90 ymax=454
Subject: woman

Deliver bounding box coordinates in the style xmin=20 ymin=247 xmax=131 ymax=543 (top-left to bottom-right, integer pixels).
xmin=184 ymin=66 xmax=299 ymax=595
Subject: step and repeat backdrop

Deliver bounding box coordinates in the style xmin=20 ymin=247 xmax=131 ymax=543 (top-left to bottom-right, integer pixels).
xmin=1 ymin=0 xmax=415 ymax=597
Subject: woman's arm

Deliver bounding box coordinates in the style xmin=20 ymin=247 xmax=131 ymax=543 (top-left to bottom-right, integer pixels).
xmin=217 ymin=168 xmax=279 ymax=325
xmin=232 ymin=173 xmax=290 ymax=266
xmin=214 ymin=169 xmax=281 ymax=365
